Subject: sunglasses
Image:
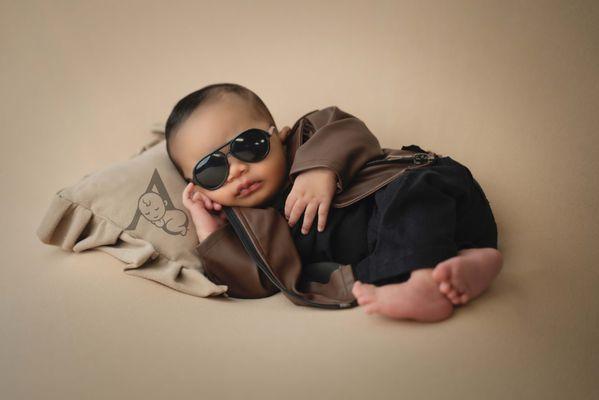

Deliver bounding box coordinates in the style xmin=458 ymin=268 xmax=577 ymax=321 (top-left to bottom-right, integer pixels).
xmin=187 ymin=125 xmax=275 ymax=190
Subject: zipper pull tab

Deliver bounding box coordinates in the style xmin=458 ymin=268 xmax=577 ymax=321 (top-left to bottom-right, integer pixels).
xmin=413 ymin=153 xmax=436 ymax=165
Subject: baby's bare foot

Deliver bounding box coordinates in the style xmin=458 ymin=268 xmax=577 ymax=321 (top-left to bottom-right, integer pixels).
xmin=432 ymin=248 xmax=503 ymax=305
xmin=351 ymin=268 xmax=454 ymax=322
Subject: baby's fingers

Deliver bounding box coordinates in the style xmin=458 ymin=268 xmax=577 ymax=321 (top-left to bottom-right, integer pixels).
xmin=182 ymin=182 xmax=195 ymax=206
xmin=187 ymin=186 xmax=213 ymax=210
xmin=197 ymin=193 xmax=214 ymax=210
xmin=287 ymin=199 xmax=306 ymax=228
xmin=317 ymin=201 xmax=331 ymax=232
xmin=194 ymin=193 xmax=222 ymax=211
xmin=301 ymin=201 xmax=319 ymax=235
xmin=183 ymin=182 xmax=193 ymax=198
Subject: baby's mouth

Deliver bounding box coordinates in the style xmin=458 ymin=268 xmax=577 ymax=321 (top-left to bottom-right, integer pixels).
xmin=236 ymin=181 xmax=263 ymax=198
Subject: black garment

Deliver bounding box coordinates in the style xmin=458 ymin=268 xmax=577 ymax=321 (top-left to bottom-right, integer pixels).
xmin=269 ymin=145 xmax=498 ymax=287
xmin=269 ymin=176 xmax=374 ymax=268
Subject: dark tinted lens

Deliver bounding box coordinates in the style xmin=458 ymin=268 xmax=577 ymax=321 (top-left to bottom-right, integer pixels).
xmin=193 ymin=152 xmax=228 ymax=189
xmin=230 ymin=129 xmax=270 ymax=162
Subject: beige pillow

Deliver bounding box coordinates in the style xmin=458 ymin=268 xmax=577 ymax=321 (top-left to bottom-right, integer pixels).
xmin=36 ymin=130 xmax=228 ymax=298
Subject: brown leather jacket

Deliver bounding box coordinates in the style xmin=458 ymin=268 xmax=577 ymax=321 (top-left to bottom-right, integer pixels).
xmin=195 ymin=106 xmax=441 ymax=309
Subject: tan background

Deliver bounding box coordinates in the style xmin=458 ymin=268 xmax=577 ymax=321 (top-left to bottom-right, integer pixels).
xmin=2 ymin=0 xmax=598 ymax=399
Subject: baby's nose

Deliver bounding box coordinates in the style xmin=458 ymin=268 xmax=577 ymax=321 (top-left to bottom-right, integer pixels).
xmin=226 ymin=158 xmax=248 ymax=182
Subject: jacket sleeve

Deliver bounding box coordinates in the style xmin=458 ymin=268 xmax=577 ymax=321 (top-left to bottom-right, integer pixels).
xmin=194 ymin=209 xmax=292 ymax=299
xmin=288 ymin=106 xmax=384 ymax=194
xmin=193 ymin=206 xmax=357 ymax=305
xmin=193 ymin=221 xmax=269 ymax=298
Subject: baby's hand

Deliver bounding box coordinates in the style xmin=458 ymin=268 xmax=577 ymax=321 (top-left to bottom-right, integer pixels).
xmin=285 ymin=167 xmax=337 ymax=234
xmin=182 ymin=182 xmax=228 ymax=242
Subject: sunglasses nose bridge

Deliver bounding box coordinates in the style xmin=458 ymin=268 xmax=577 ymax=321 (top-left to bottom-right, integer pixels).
xmin=224 ymin=146 xmax=247 ymax=164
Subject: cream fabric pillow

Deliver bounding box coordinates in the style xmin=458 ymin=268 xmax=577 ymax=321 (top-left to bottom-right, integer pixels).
xmin=36 ymin=131 xmax=228 ymax=298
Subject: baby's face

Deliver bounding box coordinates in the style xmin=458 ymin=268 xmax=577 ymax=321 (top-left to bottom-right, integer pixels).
xmin=170 ymin=94 xmax=290 ymax=207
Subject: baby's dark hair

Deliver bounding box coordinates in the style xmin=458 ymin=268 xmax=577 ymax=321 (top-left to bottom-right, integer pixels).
xmin=164 ymin=82 xmax=275 ymax=180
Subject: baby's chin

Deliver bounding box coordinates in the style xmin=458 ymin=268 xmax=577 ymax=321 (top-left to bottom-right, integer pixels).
xmin=229 ymin=192 xmax=272 ymax=208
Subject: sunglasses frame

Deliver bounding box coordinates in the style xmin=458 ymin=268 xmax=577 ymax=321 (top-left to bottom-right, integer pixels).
xmin=187 ymin=125 xmax=275 ymax=190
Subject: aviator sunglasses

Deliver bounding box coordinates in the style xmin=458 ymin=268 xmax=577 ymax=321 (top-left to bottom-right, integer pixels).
xmin=187 ymin=125 xmax=275 ymax=190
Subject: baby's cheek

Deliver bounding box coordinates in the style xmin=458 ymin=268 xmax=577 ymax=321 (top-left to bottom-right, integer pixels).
xmin=212 ymin=190 xmax=236 ymax=206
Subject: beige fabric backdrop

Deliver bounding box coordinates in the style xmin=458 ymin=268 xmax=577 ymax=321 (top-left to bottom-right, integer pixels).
xmin=2 ymin=0 xmax=597 ymax=399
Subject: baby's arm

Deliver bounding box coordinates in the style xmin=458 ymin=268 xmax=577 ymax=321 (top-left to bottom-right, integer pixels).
xmin=289 ymin=106 xmax=383 ymax=193
xmin=285 ymin=106 xmax=384 ymax=233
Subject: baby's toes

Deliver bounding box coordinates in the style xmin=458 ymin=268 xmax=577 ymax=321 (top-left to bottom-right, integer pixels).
xmin=451 ymin=275 xmax=467 ymax=293
xmin=449 ymin=295 xmax=462 ymax=305
xmin=447 ymin=289 xmax=461 ymax=303
xmin=354 ymin=283 xmax=377 ymax=306
xmin=438 ymin=281 xmax=452 ymax=294
xmin=432 ymin=262 xmax=452 ymax=284
xmin=352 ymin=281 xmax=364 ymax=297
xmin=357 ymin=291 xmax=376 ymax=306
xmin=363 ymin=303 xmax=380 ymax=315
xmin=459 ymin=292 xmax=470 ymax=304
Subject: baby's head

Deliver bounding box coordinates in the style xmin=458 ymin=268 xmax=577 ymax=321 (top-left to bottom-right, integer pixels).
xmin=165 ymin=83 xmax=292 ymax=207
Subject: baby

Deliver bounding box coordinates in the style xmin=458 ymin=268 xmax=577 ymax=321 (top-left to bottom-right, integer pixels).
xmin=166 ymin=82 xmax=503 ymax=322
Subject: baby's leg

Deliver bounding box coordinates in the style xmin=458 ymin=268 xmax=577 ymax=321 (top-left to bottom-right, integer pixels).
xmin=350 ymin=249 xmax=502 ymax=321
xmin=431 ymin=247 xmax=503 ymax=305
xmin=350 ymin=158 xmax=500 ymax=321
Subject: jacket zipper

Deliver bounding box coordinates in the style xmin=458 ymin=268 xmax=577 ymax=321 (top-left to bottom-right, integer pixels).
xmin=334 ymin=152 xmax=438 ymax=208
xmin=223 ymin=207 xmax=356 ymax=309
xmin=366 ymin=152 xmax=436 ymax=166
